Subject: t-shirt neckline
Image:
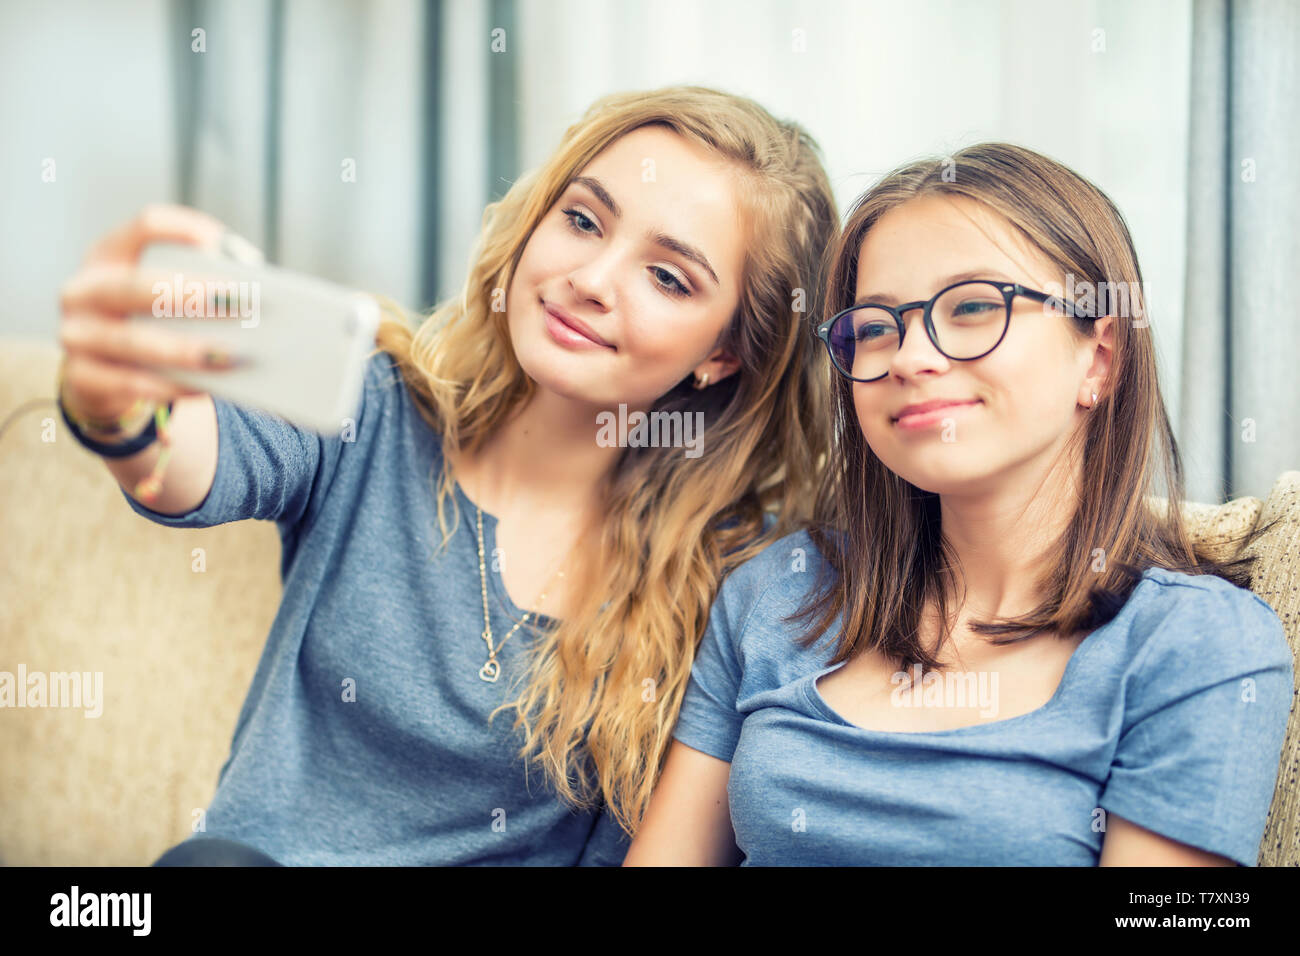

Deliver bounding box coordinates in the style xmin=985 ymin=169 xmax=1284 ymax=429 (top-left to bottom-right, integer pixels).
xmin=801 ymin=568 xmax=1159 ymax=737
xmin=451 ymin=477 xmax=561 ymax=631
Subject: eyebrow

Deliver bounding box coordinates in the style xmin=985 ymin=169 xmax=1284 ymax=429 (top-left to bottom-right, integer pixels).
xmin=854 ymin=270 xmax=1016 ymax=307
xmin=570 ymin=176 xmax=720 ymax=287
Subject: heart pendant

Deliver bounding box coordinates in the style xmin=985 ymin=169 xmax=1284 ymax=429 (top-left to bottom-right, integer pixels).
xmin=479 ymin=659 xmax=501 ymax=682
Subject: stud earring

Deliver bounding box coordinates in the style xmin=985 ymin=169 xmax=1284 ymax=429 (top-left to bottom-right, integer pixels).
xmin=694 ymin=373 xmax=710 ymax=390
xmin=1091 ymin=391 xmax=1098 ymax=407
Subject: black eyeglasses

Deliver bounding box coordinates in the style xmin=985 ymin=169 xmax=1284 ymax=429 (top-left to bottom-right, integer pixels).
xmin=816 ymin=279 xmax=1095 ymax=383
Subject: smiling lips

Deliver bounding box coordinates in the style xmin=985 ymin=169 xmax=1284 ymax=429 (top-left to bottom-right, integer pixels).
xmin=542 ymin=299 xmax=614 ymax=350
xmin=892 ymin=399 xmax=982 ymax=430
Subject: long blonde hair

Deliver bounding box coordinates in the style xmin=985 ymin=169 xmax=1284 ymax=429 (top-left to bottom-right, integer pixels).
xmin=371 ymin=86 xmax=838 ymax=834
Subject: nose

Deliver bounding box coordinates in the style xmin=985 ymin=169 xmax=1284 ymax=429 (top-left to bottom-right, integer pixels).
xmin=888 ymin=306 xmax=950 ymax=381
xmin=567 ymin=246 xmax=618 ymax=312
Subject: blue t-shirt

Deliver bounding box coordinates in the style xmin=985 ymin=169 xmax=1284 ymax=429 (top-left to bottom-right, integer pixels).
xmin=672 ymin=530 xmax=1294 ymax=866
xmin=123 ymin=351 xmax=631 ymax=865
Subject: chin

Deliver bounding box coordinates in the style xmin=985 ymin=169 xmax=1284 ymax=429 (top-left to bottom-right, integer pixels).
xmin=516 ymin=352 xmax=596 ymax=403
xmin=897 ymin=473 xmax=965 ymax=496
xmin=509 ymin=337 xmax=607 ymax=406
xmin=871 ymin=444 xmax=992 ymax=496
xmin=903 ymin=462 xmax=1007 ymax=497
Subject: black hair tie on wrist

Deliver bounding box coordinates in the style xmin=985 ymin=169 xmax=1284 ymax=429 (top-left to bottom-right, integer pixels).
xmin=58 ymin=393 xmax=171 ymax=459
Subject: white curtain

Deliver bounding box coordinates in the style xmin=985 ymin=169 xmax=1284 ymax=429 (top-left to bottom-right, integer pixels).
xmin=0 ymin=0 xmax=505 ymax=345
xmin=1181 ymin=0 xmax=1300 ymax=502
xmin=176 ymin=0 xmax=428 ymax=309
xmin=16 ymin=0 xmax=1293 ymax=506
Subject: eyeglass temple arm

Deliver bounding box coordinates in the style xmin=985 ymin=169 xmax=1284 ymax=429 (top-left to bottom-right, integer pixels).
xmin=1012 ymin=285 xmax=1098 ymax=321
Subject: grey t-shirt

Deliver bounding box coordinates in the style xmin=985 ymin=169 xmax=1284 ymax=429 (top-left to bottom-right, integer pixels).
xmin=672 ymin=529 xmax=1294 ymax=866
xmin=123 ymin=351 xmax=630 ymax=865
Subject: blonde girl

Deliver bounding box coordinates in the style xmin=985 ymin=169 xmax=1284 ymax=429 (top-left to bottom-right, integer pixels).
xmin=56 ymin=85 xmax=838 ymax=864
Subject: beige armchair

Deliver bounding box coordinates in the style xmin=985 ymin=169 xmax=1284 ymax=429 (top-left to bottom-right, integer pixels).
xmin=2 ymin=337 xmax=1297 ymax=865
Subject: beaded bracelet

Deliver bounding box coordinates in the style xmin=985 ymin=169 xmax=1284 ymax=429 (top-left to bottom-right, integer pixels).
xmin=132 ymin=403 xmax=174 ymax=505
xmin=57 ymin=375 xmax=176 ymax=506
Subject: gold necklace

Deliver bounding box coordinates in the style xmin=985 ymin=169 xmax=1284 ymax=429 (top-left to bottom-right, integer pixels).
xmin=474 ymin=506 xmax=565 ymax=682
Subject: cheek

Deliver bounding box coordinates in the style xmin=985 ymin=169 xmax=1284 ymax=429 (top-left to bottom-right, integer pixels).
xmin=852 ymin=387 xmax=880 ymax=439
xmin=505 ymin=234 xmax=566 ymax=341
xmin=995 ymin=334 xmax=1083 ymax=433
xmin=504 ymin=272 xmax=528 ymax=344
xmin=851 ymin=386 xmax=899 ymax=463
xmin=621 ymin=298 xmax=721 ymax=364
xmin=506 ymin=263 xmax=524 ymax=309
xmin=508 ymin=226 xmax=564 ymax=300
xmin=506 ymin=243 xmax=537 ymax=319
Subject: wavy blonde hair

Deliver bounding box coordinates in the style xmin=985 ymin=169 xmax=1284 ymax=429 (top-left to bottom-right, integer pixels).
xmin=369 ymin=86 xmax=838 ymax=835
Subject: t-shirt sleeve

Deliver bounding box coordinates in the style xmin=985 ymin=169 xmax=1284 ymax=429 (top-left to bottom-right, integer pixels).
xmin=1098 ymin=584 xmax=1295 ymax=866
xmin=670 ymin=570 xmax=755 ymax=763
xmin=121 ymin=353 xmax=380 ymax=531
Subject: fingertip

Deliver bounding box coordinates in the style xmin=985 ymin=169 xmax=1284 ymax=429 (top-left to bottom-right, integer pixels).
xmin=136 ymin=203 xmax=228 ymax=253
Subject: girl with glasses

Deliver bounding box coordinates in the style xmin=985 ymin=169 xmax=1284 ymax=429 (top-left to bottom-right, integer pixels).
xmin=626 ymin=142 xmax=1293 ymax=866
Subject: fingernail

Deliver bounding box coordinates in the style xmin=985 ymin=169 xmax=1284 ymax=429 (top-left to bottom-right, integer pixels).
xmin=204 ymin=348 xmax=235 ymax=369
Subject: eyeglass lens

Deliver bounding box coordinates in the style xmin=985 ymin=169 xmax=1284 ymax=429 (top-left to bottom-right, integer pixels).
xmin=827 ymin=281 xmax=1008 ymax=381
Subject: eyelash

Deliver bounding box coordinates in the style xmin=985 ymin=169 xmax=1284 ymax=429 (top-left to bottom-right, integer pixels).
xmin=560 ymin=208 xmax=692 ymax=299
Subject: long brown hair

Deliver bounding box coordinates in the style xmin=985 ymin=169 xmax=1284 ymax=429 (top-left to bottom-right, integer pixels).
xmin=792 ymin=142 xmax=1276 ymax=675
xmin=371 ymin=86 xmax=838 ymax=834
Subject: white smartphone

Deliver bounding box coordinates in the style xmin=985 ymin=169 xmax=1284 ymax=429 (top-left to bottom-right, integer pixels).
xmin=129 ymin=241 xmax=381 ymax=435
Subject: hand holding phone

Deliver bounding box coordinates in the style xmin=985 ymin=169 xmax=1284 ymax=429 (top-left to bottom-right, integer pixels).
xmin=129 ymin=241 xmax=380 ymax=435
xmin=58 ymin=204 xmax=234 ymax=431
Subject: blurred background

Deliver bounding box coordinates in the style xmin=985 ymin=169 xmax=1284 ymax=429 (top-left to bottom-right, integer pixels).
xmin=2 ymin=0 xmax=1297 ymax=500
